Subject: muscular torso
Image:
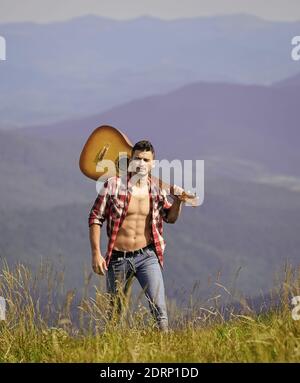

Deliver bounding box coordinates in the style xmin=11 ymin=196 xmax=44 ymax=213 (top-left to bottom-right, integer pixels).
xmin=113 ymin=184 xmax=153 ymax=251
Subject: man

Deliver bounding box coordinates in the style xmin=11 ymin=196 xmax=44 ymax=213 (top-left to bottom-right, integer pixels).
xmin=88 ymin=140 xmax=184 ymax=332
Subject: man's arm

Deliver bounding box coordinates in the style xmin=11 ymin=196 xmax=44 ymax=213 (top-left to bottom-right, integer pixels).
xmin=88 ymin=179 xmax=110 ymax=275
xmin=89 ymin=224 xmax=107 ymax=275
xmin=166 ymin=197 xmax=183 ymax=223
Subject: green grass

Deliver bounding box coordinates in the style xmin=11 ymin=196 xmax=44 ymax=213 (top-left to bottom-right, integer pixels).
xmin=0 ymin=261 xmax=300 ymax=362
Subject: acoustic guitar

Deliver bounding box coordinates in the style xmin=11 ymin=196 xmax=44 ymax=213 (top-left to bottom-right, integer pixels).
xmin=79 ymin=125 xmax=199 ymax=206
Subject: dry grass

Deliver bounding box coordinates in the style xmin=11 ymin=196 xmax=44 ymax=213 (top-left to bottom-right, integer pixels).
xmin=0 ymin=260 xmax=300 ymax=362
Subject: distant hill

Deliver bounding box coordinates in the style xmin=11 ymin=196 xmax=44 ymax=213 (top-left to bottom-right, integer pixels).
xmin=273 ymin=71 xmax=300 ymax=87
xmin=17 ymin=79 xmax=300 ymax=177
xmin=1 ymin=14 xmax=300 ymax=126
xmin=0 ymin=129 xmax=93 ymax=210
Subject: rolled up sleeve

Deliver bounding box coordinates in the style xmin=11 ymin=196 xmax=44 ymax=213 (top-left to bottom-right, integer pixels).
xmin=88 ymin=180 xmax=110 ymax=227
xmin=161 ymin=189 xmax=173 ymax=223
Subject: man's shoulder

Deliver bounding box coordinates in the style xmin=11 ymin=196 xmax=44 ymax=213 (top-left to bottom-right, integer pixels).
xmin=103 ymin=175 xmax=127 ymax=195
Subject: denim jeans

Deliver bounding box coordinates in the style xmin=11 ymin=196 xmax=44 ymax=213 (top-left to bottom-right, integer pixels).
xmin=106 ymin=243 xmax=169 ymax=331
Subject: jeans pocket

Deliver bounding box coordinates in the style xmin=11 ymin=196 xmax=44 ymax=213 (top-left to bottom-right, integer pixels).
xmin=145 ymin=246 xmax=156 ymax=257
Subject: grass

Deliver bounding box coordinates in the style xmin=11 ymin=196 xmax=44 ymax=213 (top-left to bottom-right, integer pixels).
xmin=0 ymin=260 xmax=300 ymax=362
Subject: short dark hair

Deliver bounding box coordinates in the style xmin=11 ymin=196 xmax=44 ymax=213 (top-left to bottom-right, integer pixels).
xmin=131 ymin=140 xmax=155 ymax=159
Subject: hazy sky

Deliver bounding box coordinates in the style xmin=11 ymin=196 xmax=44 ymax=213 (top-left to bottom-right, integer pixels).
xmin=0 ymin=0 xmax=300 ymax=23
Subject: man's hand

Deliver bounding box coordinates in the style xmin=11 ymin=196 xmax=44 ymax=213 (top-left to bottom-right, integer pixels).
xmin=92 ymin=251 xmax=108 ymax=275
xmin=173 ymin=185 xmax=185 ymax=202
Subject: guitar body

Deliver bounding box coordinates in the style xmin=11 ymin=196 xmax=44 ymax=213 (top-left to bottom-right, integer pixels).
xmin=79 ymin=125 xmax=133 ymax=181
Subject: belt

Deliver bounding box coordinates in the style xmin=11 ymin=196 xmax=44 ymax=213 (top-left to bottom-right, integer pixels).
xmin=111 ymin=243 xmax=154 ymax=259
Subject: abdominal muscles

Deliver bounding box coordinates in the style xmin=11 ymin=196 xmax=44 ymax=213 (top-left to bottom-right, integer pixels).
xmin=113 ymin=194 xmax=153 ymax=251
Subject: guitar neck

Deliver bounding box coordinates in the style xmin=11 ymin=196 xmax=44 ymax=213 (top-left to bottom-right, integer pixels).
xmin=150 ymin=175 xmax=199 ymax=207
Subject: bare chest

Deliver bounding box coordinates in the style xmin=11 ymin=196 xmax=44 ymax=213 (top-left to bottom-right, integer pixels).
xmin=127 ymin=186 xmax=150 ymax=216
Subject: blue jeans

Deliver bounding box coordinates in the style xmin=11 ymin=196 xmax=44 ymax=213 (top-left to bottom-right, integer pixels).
xmin=106 ymin=243 xmax=169 ymax=331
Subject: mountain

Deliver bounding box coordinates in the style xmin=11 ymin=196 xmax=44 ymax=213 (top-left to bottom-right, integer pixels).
xmin=0 ymin=129 xmax=94 ymax=210
xmin=16 ymin=79 xmax=300 ymax=177
xmin=273 ymin=71 xmax=300 ymax=87
xmin=1 ymin=14 xmax=300 ymax=127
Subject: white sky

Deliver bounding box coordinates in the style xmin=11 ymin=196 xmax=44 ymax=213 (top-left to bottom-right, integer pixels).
xmin=0 ymin=0 xmax=300 ymax=23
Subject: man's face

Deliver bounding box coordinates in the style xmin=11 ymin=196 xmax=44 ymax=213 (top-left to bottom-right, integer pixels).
xmin=129 ymin=150 xmax=154 ymax=176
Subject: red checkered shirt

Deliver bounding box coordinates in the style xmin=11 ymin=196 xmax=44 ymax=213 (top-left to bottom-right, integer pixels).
xmin=88 ymin=173 xmax=173 ymax=268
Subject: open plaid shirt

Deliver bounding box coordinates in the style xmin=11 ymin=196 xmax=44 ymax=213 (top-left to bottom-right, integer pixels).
xmin=88 ymin=173 xmax=173 ymax=268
